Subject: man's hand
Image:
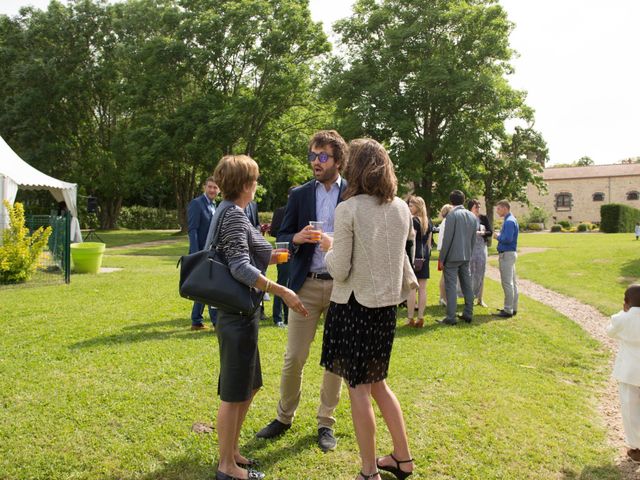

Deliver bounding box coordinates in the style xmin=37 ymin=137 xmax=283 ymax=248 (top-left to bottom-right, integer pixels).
xmin=293 ymin=225 xmax=321 ymax=245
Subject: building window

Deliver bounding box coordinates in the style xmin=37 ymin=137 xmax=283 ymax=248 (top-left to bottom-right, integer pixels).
xmin=592 ymin=192 xmax=605 ymax=202
xmin=555 ymin=192 xmax=572 ymax=211
xmin=627 ymin=191 xmax=639 ymax=201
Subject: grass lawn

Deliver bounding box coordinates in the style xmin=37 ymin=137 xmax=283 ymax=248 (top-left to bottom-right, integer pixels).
xmin=96 ymin=229 xmax=185 ymax=248
xmin=491 ymin=232 xmax=640 ymax=316
xmin=0 ymin=233 xmax=620 ymax=479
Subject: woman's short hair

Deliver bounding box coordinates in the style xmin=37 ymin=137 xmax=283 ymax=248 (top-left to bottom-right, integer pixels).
xmin=467 ymin=199 xmax=480 ymax=210
xmin=213 ymin=155 xmax=259 ymax=201
xmin=309 ymin=130 xmax=349 ymax=173
xmin=342 ymin=138 xmax=397 ymax=203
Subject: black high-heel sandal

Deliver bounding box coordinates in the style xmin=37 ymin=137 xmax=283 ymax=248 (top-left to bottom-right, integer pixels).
xmin=376 ymin=453 xmax=413 ymax=480
xmin=358 ymin=471 xmax=380 ymax=480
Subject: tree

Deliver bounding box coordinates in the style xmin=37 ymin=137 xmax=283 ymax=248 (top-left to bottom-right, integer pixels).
xmin=477 ymin=126 xmax=548 ymax=228
xmin=324 ymin=0 xmax=534 ymax=208
xmin=575 ymin=156 xmax=594 ymax=166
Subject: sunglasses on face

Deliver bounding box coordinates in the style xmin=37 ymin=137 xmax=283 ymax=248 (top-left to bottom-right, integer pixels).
xmin=307 ymin=151 xmax=333 ymax=163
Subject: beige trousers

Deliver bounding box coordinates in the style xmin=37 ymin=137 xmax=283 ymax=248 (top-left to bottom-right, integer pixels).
xmin=276 ymin=277 xmax=342 ymax=428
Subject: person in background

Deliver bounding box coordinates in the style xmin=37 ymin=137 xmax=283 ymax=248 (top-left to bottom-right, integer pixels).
xmin=320 ymin=138 xmax=416 ymax=480
xmin=210 ymin=155 xmax=307 ymax=480
xmin=269 ymin=187 xmax=296 ymax=327
xmin=187 ymin=176 xmax=220 ymax=330
xmin=606 ymin=284 xmax=640 ymax=464
xmin=467 ymin=199 xmax=492 ymax=307
xmin=256 ymin=130 xmax=348 ymax=453
xmin=635 ymin=222 xmax=640 ymax=241
xmin=436 ymin=204 xmax=453 ymax=307
xmin=406 ymin=195 xmax=432 ymax=328
xmin=493 ymin=200 xmax=519 ymax=318
xmin=438 ymin=190 xmax=477 ymax=325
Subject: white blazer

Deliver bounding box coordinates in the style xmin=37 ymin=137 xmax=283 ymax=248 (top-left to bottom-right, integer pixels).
xmin=607 ymin=307 xmax=640 ymax=386
xmin=325 ymin=195 xmax=418 ymax=308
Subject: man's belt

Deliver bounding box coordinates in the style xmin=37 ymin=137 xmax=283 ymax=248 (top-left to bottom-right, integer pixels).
xmin=307 ymin=272 xmax=332 ymax=280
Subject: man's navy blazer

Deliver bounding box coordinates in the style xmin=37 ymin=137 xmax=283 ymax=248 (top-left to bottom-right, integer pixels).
xmin=276 ymin=178 xmax=347 ymax=293
xmin=187 ymin=194 xmax=214 ymax=253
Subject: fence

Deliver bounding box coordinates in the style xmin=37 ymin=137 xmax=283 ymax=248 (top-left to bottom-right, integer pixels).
xmin=0 ymin=211 xmax=71 ymax=288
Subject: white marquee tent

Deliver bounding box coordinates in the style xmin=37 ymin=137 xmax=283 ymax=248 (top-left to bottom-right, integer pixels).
xmin=0 ymin=135 xmax=82 ymax=242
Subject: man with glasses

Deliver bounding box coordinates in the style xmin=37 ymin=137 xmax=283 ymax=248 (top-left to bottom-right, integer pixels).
xmin=256 ymin=130 xmax=348 ymax=452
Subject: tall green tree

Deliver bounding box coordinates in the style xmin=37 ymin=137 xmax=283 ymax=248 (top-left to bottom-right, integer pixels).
xmin=324 ymin=0 xmax=540 ymax=209
xmin=476 ymin=126 xmax=548 ymax=227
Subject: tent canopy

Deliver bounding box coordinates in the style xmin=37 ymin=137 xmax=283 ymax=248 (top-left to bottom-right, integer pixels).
xmin=0 ymin=135 xmax=82 ymax=242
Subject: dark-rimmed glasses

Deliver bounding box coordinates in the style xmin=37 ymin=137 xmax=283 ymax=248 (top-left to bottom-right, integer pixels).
xmin=307 ymin=151 xmax=333 ymax=163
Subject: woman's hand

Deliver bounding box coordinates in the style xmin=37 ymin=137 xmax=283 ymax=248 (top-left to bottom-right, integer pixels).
xmin=269 ymin=250 xmax=290 ymax=265
xmin=319 ymin=233 xmax=333 ymax=252
xmin=281 ymin=288 xmax=308 ymax=317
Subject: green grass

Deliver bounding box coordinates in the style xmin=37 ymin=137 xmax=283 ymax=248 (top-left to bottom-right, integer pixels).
xmin=0 ymin=232 xmax=620 ymax=479
xmin=493 ymin=232 xmax=639 ymax=315
xmin=95 ymin=229 xmax=185 ymax=248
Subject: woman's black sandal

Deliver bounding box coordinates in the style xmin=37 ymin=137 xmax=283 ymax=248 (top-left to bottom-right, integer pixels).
xmin=376 ymin=453 xmax=413 ymax=480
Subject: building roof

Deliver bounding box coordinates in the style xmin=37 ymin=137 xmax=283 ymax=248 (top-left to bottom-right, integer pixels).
xmin=543 ymin=163 xmax=640 ymax=180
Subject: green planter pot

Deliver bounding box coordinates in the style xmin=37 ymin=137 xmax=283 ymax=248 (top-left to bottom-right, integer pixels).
xmin=71 ymin=242 xmax=106 ymax=274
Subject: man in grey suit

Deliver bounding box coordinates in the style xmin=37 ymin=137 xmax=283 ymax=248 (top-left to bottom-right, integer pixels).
xmin=438 ymin=190 xmax=478 ymax=325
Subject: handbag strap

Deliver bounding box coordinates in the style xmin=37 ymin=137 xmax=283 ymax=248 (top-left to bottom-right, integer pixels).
xmin=206 ymin=202 xmax=235 ymax=250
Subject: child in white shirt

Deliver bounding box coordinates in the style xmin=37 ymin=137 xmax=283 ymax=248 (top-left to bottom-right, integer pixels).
xmin=607 ymin=284 xmax=640 ymax=463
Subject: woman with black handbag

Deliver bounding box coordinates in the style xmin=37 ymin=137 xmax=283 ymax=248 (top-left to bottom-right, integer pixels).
xmin=405 ymin=195 xmax=432 ymax=328
xmin=211 ymin=155 xmax=308 ymax=480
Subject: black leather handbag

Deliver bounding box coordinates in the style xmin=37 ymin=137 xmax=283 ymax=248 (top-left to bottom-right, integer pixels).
xmin=178 ymin=205 xmax=263 ymax=315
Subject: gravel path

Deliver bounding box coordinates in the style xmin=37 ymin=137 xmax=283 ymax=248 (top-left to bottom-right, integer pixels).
xmin=485 ymin=264 xmax=640 ymax=478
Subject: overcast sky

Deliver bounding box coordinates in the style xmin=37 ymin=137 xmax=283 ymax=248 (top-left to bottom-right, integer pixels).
xmin=2 ymin=0 xmax=639 ymax=165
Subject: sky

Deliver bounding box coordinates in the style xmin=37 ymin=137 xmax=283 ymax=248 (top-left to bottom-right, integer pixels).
xmin=2 ymin=0 xmax=639 ymax=166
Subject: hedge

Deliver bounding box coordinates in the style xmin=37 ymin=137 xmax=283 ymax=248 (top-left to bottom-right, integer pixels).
xmin=117 ymin=206 xmax=179 ymax=230
xmin=600 ymin=203 xmax=640 ymax=233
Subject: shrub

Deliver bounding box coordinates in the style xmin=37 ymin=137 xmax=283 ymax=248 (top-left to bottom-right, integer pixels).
xmin=523 ymin=206 xmax=549 ymax=226
xmin=558 ymin=220 xmax=571 ymax=229
xmin=577 ymin=223 xmax=589 ymax=232
xmin=258 ymin=211 xmax=273 ymax=224
xmin=600 ymin=203 xmax=640 ymax=233
xmin=527 ymin=223 xmax=543 ymax=231
xmin=550 ymin=225 xmax=562 ymax=232
xmin=590 ymin=223 xmax=599 ymax=230
xmin=0 ymin=201 xmax=52 ymax=284
xmin=117 ymin=206 xmax=179 ymax=230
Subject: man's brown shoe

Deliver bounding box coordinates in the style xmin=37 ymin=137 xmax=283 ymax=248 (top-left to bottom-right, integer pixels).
xmin=191 ymin=324 xmax=209 ymax=331
xmin=628 ymin=448 xmax=640 ymax=463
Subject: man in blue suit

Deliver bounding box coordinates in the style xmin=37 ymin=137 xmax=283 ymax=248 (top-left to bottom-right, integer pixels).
xmin=256 ymin=130 xmax=348 ymax=453
xmin=187 ymin=176 xmax=220 ymax=330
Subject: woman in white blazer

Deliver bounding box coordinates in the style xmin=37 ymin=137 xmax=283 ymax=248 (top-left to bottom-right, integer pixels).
xmin=319 ymin=138 xmax=417 ymax=480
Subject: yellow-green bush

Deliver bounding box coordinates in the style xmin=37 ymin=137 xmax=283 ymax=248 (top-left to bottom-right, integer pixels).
xmin=0 ymin=201 xmax=52 ymax=284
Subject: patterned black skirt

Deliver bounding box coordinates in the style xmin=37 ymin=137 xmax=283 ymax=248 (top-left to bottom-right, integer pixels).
xmin=320 ymin=293 xmax=397 ymax=388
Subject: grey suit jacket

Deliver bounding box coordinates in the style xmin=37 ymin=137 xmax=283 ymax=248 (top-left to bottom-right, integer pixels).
xmin=439 ymin=205 xmax=478 ymax=264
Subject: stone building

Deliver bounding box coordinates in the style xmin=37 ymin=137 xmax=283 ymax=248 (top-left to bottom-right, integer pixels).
xmin=508 ymin=163 xmax=640 ymax=224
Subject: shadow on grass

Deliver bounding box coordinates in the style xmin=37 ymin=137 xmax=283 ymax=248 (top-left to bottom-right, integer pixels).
xmin=116 ymin=455 xmax=213 ymax=480
xmin=394 ymin=310 xmax=510 ymax=338
xmin=619 ymin=258 xmax=640 ymax=284
xmin=69 ymin=317 xmax=215 ymax=350
xmin=559 ymin=462 xmax=622 ymax=479
xmin=116 ymin=433 xmax=318 ymax=480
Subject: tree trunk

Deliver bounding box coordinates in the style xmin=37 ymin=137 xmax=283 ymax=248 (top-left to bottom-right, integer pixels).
xmin=99 ymin=196 xmax=122 ymax=230
xmin=484 ymin=178 xmax=495 ymax=231
xmin=174 ymin=164 xmax=198 ymax=233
